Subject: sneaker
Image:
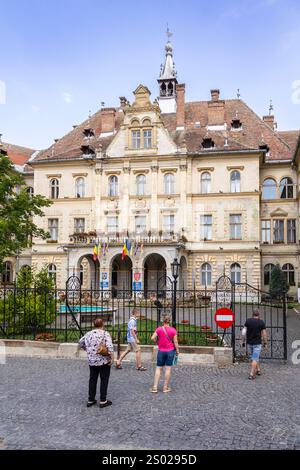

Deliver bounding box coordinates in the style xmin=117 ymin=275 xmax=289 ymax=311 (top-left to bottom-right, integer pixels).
xmin=87 ymin=400 xmax=97 ymax=407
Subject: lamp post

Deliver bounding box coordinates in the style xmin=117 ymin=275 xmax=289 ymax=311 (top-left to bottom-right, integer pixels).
xmin=171 ymin=258 xmax=180 ymax=328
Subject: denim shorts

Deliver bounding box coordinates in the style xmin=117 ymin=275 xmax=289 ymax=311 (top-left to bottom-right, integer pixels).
xmin=248 ymin=344 xmax=262 ymax=362
xmin=157 ymin=349 xmax=176 ymax=367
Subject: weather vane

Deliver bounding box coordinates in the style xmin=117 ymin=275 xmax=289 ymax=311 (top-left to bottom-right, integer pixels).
xmin=166 ymin=24 xmax=173 ymax=40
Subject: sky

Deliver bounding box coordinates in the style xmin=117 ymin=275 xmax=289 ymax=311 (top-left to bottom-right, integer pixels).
xmin=0 ymin=0 xmax=299 ymax=150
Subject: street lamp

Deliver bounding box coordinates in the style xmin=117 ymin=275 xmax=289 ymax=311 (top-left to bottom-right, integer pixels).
xmin=171 ymin=258 xmax=180 ymax=327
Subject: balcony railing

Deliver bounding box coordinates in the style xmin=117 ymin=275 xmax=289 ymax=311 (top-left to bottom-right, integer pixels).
xmin=68 ymin=231 xmax=186 ymax=245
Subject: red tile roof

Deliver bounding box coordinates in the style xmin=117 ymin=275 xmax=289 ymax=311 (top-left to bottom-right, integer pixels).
xmin=31 ymin=97 xmax=299 ymax=164
xmin=1 ymin=142 xmax=35 ymax=165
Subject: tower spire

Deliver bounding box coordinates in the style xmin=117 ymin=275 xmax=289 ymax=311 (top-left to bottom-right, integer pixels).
xmin=157 ymin=28 xmax=178 ymax=113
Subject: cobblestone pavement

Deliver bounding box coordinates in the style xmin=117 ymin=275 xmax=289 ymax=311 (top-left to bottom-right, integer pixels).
xmin=0 ymin=311 xmax=300 ymax=451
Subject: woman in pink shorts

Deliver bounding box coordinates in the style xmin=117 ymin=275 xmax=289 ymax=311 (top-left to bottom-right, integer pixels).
xmin=150 ymin=315 xmax=179 ymax=393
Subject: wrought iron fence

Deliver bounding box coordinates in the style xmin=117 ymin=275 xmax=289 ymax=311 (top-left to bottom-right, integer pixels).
xmin=0 ymin=275 xmax=287 ymax=360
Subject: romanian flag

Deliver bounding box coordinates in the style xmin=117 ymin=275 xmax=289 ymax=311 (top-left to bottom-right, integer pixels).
xmin=121 ymin=242 xmax=128 ymax=261
xmin=93 ymin=243 xmax=99 ymax=262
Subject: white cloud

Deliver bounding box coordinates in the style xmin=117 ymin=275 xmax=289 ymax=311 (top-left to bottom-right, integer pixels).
xmin=62 ymin=92 xmax=73 ymax=104
xmin=32 ymin=105 xmax=40 ymax=112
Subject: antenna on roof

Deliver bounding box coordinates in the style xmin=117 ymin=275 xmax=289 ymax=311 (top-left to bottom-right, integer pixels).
xmin=166 ymin=24 xmax=173 ymax=40
xmin=269 ymin=99 xmax=274 ymax=115
xmin=237 ymin=89 xmax=241 ymax=99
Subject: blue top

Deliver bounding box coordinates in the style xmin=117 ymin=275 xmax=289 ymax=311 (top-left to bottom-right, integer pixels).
xmin=127 ymin=316 xmax=137 ymax=343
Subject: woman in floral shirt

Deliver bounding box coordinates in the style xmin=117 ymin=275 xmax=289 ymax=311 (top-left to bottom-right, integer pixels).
xmin=79 ymin=318 xmax=114 ymax=408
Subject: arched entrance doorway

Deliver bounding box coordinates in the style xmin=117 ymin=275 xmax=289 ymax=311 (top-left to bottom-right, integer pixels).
xmin=76 ymin=254 xmax=100 ymax=289
xmin=144 ymin=254 xmax=167 ymax=294
xmin=111 ymin=255 xmax=133 ymax=298
xmin=179 ymin=256 xmax=188 ymax=290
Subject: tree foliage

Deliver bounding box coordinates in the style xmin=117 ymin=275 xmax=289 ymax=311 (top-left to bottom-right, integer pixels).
xmin=269 ymin=264 xmax=289 ymax=299
xmin=0 ymin=154 xmax=51 ymax=267
xmin=0 ymin=266 xmax=57 ymax=337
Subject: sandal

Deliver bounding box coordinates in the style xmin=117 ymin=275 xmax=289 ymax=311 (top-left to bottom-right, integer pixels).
xmin=136 ymin=366 xmax=147 ymax=371
xmin=257 ymin=370 xmax=261 ymax=376
xmin=115 ymin=363 xmax=123 ymax=369
xmin=248 ymin=374 xmax=255 ymax=380
xmin=151 ymin=387 xmax=158 ymax=393
xmin=163 ymin=387 xmax=171 ymax=393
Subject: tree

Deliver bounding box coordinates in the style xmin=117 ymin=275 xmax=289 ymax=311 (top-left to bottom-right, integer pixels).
xmin=0 ymin=154 xmax=51 ymax=268
xmin=269 ymin=264 xmax=289 ymax=300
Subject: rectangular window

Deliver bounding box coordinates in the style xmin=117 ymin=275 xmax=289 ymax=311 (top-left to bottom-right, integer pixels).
xmin=48 ymin=219 xmax=58 ymax=241
xmin=163 ymin=215 xmax=175 ymax=235
xmin=287 ymin=219 xmax=296 ymax=244
xmin=74 ymin=218 xmax=85 ymax=234
xmin=135 ymin=216 xmax=147 ymax=234
xmin=107 ymin=216 xmax=118 ymax=235
xmin=200 ymin=215 xmax=212 ymax=240
xmin=273 ymin=219 xmax=284 ymax=243
xmin=132 ymin=130 xmax=141 ymax=149
xmin=143 ymin=130 xmax=152 ymax=149
xmin=230 ymin=214 xmax=242 ymax=240
xmin=262 ymin=220 xmax=271 ymax=244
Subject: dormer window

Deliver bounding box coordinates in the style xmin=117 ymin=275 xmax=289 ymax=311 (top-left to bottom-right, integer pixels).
xmin=81 ymin=145 xmax=95 ymax=157
xmin=83 ymin=128 xmax=95 ymax=139
xmin=259 ymin=144 xmax=270 ymax=155
xmin=202 ymin=138 xmax=215 ymax=149
xmin=231 ymin=119 xmax=242 ymax=130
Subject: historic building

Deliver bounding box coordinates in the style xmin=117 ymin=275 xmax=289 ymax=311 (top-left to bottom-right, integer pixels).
xmin=1 ymin=37 xmax=300 ymax=297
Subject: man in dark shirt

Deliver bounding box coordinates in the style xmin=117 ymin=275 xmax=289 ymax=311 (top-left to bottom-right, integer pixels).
xmin=242 ymin=309 xmax=267 ymax=380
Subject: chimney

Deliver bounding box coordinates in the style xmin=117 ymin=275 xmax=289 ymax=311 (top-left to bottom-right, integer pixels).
xmin=119 ymin=97 xmax=127 ymax=109
xmin=100 ymin=108 xmax=116 ymax=133
xmin=176 ymin=83 xmax=185 ymax=129
xmin=210 ymin=89 xmax=220 ymax=102
xmin=208 ymin=89 xmax=225 ymax=126
xmin=263 ymin=115 xmax=276 ymax=130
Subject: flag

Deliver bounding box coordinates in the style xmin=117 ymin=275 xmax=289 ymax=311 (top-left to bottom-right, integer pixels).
xmin=93 ymin=243 xmax=99 ymax=262
xmin=126 ymin=239 xmax=132 ymax=254
xmin=134 ymin=241 xmax=139 ymax=257
xmin=121 ymin=242 xmax=128 ymax=261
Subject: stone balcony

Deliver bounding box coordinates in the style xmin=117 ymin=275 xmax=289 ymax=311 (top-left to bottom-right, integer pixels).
xmin=68 ymin=231 xmax=187 ymax=246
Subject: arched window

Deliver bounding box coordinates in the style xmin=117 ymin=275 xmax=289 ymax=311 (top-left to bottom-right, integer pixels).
xmin=164 ymin=173 xmax=175 ymax=195
xmin=201 ymin=263 xmax=212 ymax=286
xmin=136 ymin=174 xmax=146 ymax=196
xmin=2 ymin=261 xmax=13 ymax=284
xmin=75 ymin=177 xmax=85 ymax=198
xmin=201 ymin=172 xmax=211 ymax=194
xmin=230 ymin=171 xmax=241 ymax=193
xmin=230 ymin=263 xmax=241 ymax=284
xmin=282 ymin=264 xmax=295 ymax=286
xmin=264 ymin=263 xmax=275 ymax=286
xmin=280 ymin=177 xmax=293 ymax=199
xmin=48 ymin=264 xmax=57 ymax=282
xmin=262 ymin=178 xmax=276 ymax=200
xmin=27 ymin=187 xmax=34 ymax=197
xmin=108 ymin=176 xmax=118 ymax=197
xmin=50 ymin=178 xmax=59 ymax=199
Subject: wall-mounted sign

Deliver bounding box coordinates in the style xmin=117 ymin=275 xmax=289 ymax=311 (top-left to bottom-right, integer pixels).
xmin=100 ymin=272 xmax=109 ymax=290
xmin=133 ymin=281 xmax=142 ymax=291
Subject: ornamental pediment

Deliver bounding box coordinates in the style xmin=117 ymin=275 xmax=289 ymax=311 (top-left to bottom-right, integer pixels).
xmin=270 ymin=208 xmax=289 ymax=217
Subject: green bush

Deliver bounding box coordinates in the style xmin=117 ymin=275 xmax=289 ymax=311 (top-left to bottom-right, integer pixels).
xmin=0 ymin=267 xmax=57 ymax=337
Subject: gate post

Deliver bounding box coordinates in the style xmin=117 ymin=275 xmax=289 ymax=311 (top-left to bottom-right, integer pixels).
xmin=231 ymin=281 xmax=236 ymax=362
xmin=283 ymin=294 xmax=288 ymax=361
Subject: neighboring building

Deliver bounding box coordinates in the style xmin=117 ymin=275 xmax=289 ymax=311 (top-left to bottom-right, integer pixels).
xmin=1 ymin=37 xmax=300 ymax=297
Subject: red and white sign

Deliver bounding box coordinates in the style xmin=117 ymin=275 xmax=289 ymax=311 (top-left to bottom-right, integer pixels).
xmin=134 ymin=273 xmax=141 ymax=282
xmin=214 ymin=308 xmax=235 ymax=329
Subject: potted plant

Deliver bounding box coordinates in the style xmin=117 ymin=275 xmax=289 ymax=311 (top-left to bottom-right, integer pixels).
xmin=201 ymin=325 xmax=212 ymax=333
xmin=201 ymin=295 xmax=211 ymax=306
